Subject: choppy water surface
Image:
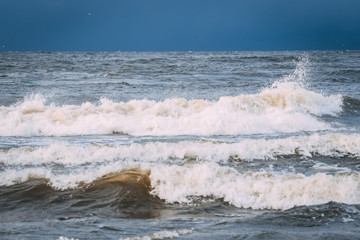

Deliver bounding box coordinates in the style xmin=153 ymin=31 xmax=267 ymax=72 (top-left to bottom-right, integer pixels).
xmin=0 ymin=51 xmax=359 ymax=239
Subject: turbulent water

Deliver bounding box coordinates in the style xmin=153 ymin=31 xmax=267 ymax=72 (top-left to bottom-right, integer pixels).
xmin=0 ymin=51 xmax=359 ymax=240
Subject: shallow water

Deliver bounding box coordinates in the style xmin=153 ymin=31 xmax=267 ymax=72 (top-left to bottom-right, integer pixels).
xmin=0 ymin=51 xmax=359 ymax=239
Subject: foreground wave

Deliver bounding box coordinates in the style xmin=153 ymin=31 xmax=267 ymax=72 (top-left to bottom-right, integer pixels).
xmin=1 ymin=131 xmax=359 ymax=211
xmin=0 ymin=170 xmax=163 ymax=220
xmin=150 ymin=163 xmax=360 ymax=210
xmin=1 ymin=164 xmax=359 ymax=211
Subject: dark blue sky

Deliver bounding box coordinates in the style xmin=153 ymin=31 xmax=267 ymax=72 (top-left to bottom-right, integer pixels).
xmin=1 ymin=0 xmax=360 ymax=51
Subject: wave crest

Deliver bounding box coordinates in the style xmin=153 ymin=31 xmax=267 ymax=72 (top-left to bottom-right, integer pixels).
xmin=1 ymin=134 xmax=358 ymax=168
xmin=0 ymin=82 xmax=342 ymax=136
xmin=150 ymin=163 xmax=360 ymax=210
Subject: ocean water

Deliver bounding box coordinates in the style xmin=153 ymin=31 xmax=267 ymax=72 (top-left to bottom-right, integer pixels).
xmin=0 ymin=51 xmax=359 ymax=240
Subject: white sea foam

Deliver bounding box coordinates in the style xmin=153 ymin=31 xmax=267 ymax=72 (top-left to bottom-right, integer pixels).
xmin=150 ymin=162 xmax=360 ymax=210
xmin=58 ymin=237 xmax=79 ymax=240
xmin=119 ymin=229 xmax=193 ymax=240
xmin=1 ymin=134 xmax=359 ymax=167
xmin=0 ymin=81 xmax=342 ymax=136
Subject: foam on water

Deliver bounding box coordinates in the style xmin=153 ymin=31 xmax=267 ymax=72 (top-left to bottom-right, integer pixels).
xmin=58 ymin=237 xmax=78 ymax=240
xmin=119 ymin=229 xmax=193 ymax=240
xmin=150 ymin=163 xmax=360 ymax=210
xmin=1 ymin=133 xmax=359 ymax=167
xmin=0 ymin=81 xmax=342 ymax=136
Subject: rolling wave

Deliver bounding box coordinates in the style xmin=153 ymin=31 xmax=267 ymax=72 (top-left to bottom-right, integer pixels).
xmin=1 ymin=133 xmax=359 ymax=168
xmin=150 ymin=163 xmax=360 ymax=210
xmin=1 ymin=166 xmax=358 ymax=211
xmin=0 ymin=81 xmax=342 ymax=136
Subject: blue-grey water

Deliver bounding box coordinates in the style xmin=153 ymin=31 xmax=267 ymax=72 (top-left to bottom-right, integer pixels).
xmin=0 ymin=51 xmax=359 ymax=240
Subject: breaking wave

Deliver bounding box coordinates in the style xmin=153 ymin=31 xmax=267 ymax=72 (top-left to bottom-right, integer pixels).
xmin=150 ymin=162 xmax=360 ymax=210
xmin=0 ymin=81 xmax=342 ymax=136
xmin=1 ymin=164 xmax=358 ymax=211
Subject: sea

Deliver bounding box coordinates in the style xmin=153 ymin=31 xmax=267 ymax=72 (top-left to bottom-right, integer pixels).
xmin=0 ymin=51 xmax=359 ymax=240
